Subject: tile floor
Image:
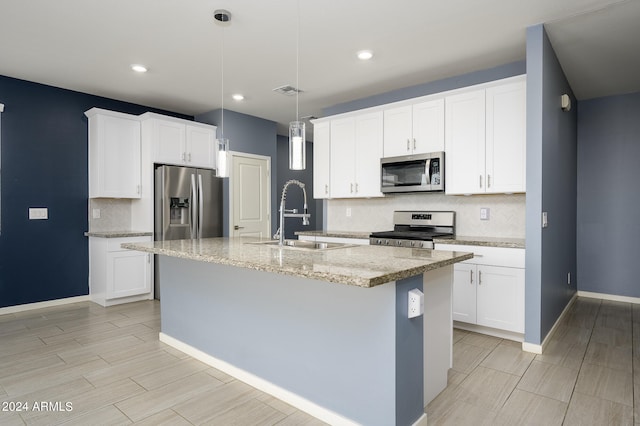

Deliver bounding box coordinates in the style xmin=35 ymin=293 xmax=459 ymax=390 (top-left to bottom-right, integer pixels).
xmin=427 ymin=296 xmax=638 ymax=425
xmin=0 ymin=296 xmax=636 ymax=425
xmin=0 ymin=300 xmax=326 ymax=425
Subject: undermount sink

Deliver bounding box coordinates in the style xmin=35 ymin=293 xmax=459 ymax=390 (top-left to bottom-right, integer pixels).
xmin=248 ymin=239 xmax=355 ymax=251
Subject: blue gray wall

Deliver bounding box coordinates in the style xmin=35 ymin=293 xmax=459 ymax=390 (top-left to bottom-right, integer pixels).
xmin=324 ymin=61 xmax=526 ymax=115
xmin=195 ymin=109 xmax=278 ymax=236
xmin=577 ymin=92 xmax=640 ymax=297
xmin=0 ymin=75 xmax=191 ymax=308
xmin=276 ymin=135 xmax=322 ymax=237
xmin=525 ymin=25 xmax=577 ymax=345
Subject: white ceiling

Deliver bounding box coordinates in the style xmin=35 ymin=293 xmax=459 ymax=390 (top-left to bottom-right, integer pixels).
xmin=1 ymin=0 xmax=638 ymax=134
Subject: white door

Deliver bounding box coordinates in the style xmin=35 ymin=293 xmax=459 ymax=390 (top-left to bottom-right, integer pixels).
xmin=230 ymin=153 xmax=271 ymax=238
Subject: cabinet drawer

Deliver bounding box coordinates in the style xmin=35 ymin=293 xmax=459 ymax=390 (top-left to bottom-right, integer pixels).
xmin=107 ymin=236 xmax=152 ymax=252
xmin=436 ymin=244 xmax=524 ymax=268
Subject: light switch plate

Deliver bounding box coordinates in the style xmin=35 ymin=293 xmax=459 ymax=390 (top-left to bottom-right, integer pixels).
xmin=92 ymin=208 xmax=101 ymax=219
xmin=542 ymin=212 xmax=548 ymax=228
xmin=346 ymin=208 xmax=352 ymax=217
xmin=29 ymin=208 xmax=48 ymax=220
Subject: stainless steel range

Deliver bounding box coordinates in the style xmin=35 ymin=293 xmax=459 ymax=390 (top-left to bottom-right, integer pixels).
xmin=369 ymin=211 xmax=455 ymax=249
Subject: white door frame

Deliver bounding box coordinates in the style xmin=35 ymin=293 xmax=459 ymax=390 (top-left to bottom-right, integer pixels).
xmin=228 ymin=151 xmax=271 ymax=238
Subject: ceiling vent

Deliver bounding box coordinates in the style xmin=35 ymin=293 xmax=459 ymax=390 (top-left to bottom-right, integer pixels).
xmin=273 ymin=85 xmax=303 ymax=96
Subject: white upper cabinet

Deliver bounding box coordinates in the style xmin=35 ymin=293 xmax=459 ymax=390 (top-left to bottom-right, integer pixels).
xmin=445 ymin=76 xmax=526 ymax=195
xmin=329 ymin=111 xmax=383 ymax=198
xmin=445 ymin=89 xmax=486 ymax=194
xmin=485 ymin=80 xmax=527 ymax=193
xmin=383 ymin=98 xmax=444 ymax=157
xmin=147 ymin=116 xmax=217 ymax=169
xmin=86 ymin=108 xmax=141 ymax=198
xmin=312 ymin=121 xmax=331 ymax=199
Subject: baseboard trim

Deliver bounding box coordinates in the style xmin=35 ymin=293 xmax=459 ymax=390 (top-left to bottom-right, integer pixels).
xmin=522 ymin=293 xmax=577 ymax=355
xmin=413 ymin=413 xmax=428 ymax=426
xmin=578 ymin=290 xmax=640 ymax=304
xmin=0 ymin=295 xmax=91 ymax=316
xmin=159 ymin=333 xmax=359 ymax=426
xmin=453 ymin=322 xmax=524 ymax=342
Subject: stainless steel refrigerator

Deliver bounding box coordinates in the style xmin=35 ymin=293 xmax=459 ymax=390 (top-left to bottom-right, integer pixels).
xmin=154 ymin=165 xmax=223 ymax=297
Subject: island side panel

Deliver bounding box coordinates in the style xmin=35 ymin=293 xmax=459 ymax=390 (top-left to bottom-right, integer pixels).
xmin=423 ymin=265 xmax=454 ymax=405
xmin=395 ymin=274 xmax=425 ymax=426
xmin=159 ymin=256 xmax=397 ymax=426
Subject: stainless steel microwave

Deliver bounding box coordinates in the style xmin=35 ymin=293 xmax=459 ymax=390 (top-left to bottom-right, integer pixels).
xmin=380 ymin=152 xmax=445 ymax=193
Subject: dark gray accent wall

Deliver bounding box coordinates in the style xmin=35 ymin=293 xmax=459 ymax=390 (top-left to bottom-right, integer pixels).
xmin=0 ymin=74 xmax=191 ymax=308
xmin=525 ymin=25 xmax=577 ymax=344
xmin=577 ymin=92 xmax=640 ymax=297
xmin=276 ymin=135 xmax=322 ymax=237
xmin=324 ymin=61 xmax=526 ymax=116
xmin=195 ymin=109 xmax=278 ymax=236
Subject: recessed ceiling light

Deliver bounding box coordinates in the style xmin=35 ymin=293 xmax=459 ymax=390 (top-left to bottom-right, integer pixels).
xmin=131 ymin=64 xmax=148 ymax=73
xmin=232 ymin=94 xmax=244 ymax=101
xmin=357 ymin=50 xmax=373 ymax=61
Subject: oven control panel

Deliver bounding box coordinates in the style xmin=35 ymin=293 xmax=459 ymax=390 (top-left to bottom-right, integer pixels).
xmin=369 ymin=238 xmax=434 ymax=249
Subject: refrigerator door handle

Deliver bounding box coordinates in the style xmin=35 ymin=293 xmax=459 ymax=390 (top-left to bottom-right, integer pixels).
xmin=198 ymin=174 xmax=204 ymax=239
xmin=190 ymin=173 xmax=197 ymax=239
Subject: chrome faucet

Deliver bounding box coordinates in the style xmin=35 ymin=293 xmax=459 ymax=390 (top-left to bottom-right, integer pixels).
xmin=273 ymin=179 xmax=311 ymax=245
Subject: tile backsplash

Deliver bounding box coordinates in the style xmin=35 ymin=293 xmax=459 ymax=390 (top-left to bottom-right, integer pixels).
xmin=88 ymin=199 xmax=131 ymax=232
xmin=326 ymin=193 xmax=525 ymax=238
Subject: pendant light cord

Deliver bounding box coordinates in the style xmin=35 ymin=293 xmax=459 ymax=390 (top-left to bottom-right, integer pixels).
xmin=221 ymin=25 xmax=225 ymax=138
xmin=295 ymin=0 xmax=300 ymax=122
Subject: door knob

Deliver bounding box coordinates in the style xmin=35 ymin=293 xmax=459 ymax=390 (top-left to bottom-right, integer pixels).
xmin=234 ymin=225 xmax=245 ymax=230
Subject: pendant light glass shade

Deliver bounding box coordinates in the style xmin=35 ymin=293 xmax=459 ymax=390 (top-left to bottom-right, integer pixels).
xmin=217 ymin=138 xmax=229 ymax=178
xmin=289 ymin=121 xmax=305 ymax=170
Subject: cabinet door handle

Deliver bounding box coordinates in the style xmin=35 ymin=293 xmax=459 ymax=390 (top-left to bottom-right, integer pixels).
xmin=355 ymin=183 xmax=359 ymax=193
xmin=478 ymin=270 xmax=482 ymax=285
xmin=479 ymin=175 xmax=483 ymax=188
xmin=413 ymin=138 xmax=416 ymax=150
xmin=407 ymin=139 xmax=410 ymax=151
xmin=147 ymin=254 xmax=151 ymax=264
xmin=136 ymin=185 xmax=141 ymax=194
xmin=487 ymin=174 xmax=491 ymax=188
xmin=350 ymin=183 xmax=354 ymax=193
xmin=470 ymin=269 xmax=474 ymax=284
xmin=188 ymin=152 xmax=192 ymax=162
xmin=182 ymin=152 xmax=186 ymax=161
xmin=325 ymin=184 xmax=329 ymax=194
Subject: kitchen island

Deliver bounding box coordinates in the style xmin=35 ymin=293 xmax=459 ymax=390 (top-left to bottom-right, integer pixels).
xmin=123 ymin=237 xmax=472 ymax=426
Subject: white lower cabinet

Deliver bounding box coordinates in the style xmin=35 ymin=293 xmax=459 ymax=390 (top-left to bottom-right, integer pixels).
xmin=437 ymin=243 xmax=525 ymax=334
xmin=89 ymin=236 xmax=153 ymax=306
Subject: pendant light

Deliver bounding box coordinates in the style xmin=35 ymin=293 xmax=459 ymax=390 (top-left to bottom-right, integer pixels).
xmin=214 ymin=9 xmax=231 ymax=178
xmin=288 ymin=0 xmax=305 ymax=170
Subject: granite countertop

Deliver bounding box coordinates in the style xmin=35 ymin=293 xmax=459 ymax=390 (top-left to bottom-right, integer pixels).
xmin=84 ymin=230 xmax=153 ymax=238
xmin=295 ymin=230 xmax=372 ymax=239
xmin=433 ymin=236 xmax=525 ymax=249
xmin=123 ymin=237 xmax=473 ymax=288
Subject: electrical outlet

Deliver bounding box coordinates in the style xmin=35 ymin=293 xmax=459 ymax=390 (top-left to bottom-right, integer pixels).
xmin=92 ymin=208 xmax=101 ymax=219
xmin=480 ymin=207 xmax=490 ymax=220
xmin=346 ymin=208 xmax=352 ymax=217
xmin=408 ymin=289 xmax=424 ymax=319
xmin=28 ymin=208 xmax=48 ymax=220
